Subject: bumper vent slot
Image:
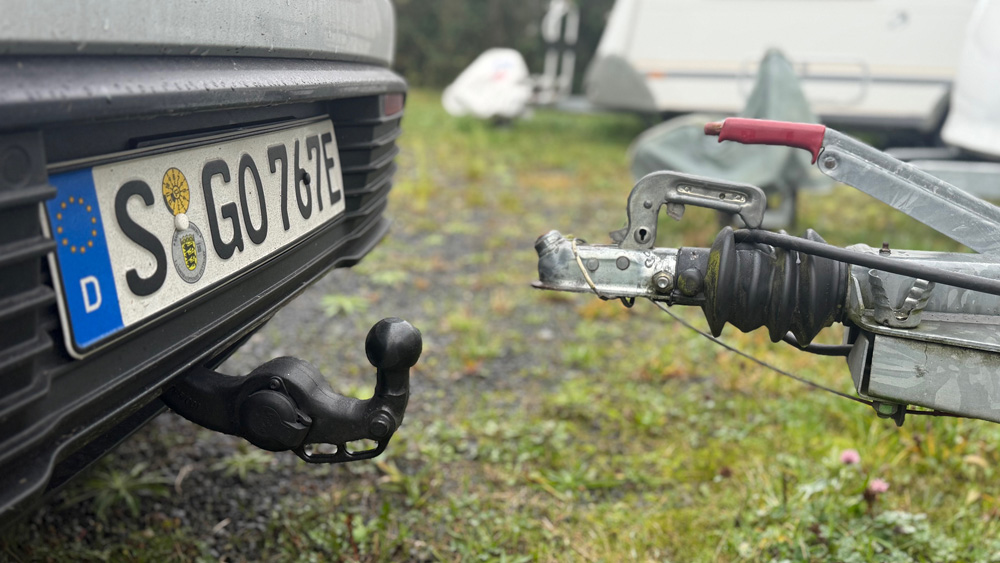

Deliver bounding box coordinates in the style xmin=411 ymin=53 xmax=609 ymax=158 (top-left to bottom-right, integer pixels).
xmin=0 ymin=131 xmax=56 ymax=419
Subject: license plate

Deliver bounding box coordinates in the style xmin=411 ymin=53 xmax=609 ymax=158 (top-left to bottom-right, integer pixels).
xmin=44 ymin=119 xmax=345 ymax=357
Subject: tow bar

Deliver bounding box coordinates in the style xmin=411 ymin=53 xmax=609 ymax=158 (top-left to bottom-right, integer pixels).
xmin=535 ymin=118 xmax=1000 ymax=426
xmin=162 ymin=317 xmax=421 ymax=463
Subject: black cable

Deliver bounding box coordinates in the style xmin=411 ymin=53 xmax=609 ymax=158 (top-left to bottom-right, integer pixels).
xmin=904 ymin=408 xmax=963 ymax=417
xmin=781 ymin=332 xmax=852 ymax=357
xmin=733 ymin=229 xmax=1000 ymax=298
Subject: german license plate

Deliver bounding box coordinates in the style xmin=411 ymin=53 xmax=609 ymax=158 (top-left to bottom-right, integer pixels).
xmin=44 ymin=119 xmax=344 ymax=357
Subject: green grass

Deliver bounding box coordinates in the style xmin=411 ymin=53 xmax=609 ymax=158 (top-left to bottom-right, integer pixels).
xmin=6 ymin=89 xmax=1000 ymax=561
xmin=334 ymin=90 xmax=1000 ymax=561
xmin=66 ymin=462 xmax=172 ymax=522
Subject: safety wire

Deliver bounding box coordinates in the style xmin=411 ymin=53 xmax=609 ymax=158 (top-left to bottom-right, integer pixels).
xmin=652 ymin=301 xmax=874 ymax=405
xmin=571 ymin=238 xmax=634 ymax=308
xmin=569 ymin=236 xmax=961 ymax=419
xmin=655 ymin=301 xmax=961 ymax=418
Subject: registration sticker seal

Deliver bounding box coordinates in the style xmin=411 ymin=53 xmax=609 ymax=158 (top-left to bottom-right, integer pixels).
xmin=162 ymin=167 xmax=207 ymax=283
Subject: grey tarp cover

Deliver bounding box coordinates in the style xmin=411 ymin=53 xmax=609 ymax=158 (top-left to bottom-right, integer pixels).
xmin=628 ymin=50 xmax=833 ymax=225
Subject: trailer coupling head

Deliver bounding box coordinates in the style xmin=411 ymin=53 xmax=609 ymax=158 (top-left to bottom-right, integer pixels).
xmin=535 ymin=225 xmax=848 ymax=345
xmin=163 ymin=317 xmax=422 ymax=464
xmin=534 ymin=169 xmax=848 ymax=345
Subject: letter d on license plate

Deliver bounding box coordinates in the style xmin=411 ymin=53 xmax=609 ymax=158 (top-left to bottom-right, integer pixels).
xmin=44 ymin=119 xmax=345 ymax=357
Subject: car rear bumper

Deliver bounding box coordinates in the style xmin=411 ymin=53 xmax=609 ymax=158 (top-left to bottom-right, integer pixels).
xmin=0 ymin=55 xmax=406 ymax=524
xmin=0 ymin=0 xmax=396 ymax=65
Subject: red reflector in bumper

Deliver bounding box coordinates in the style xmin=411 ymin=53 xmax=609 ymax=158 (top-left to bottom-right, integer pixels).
xmin=383 ymin=93 xmax=405 ymax=117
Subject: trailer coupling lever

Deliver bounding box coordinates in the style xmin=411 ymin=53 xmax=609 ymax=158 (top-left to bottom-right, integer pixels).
xmin=162 ymin=317 xmax=422 ymax=464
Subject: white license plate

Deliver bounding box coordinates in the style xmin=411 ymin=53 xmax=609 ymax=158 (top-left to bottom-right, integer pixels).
xmin=44 ymin=119 xmax=345 ymax=357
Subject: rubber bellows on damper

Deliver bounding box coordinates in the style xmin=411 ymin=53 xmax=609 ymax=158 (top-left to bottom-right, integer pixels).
xmin=703 ymin=226 xmax=849 ymax=345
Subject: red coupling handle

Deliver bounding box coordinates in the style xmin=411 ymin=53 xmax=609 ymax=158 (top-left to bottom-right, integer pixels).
xmin=705 ymin=118 xmax=826 ymax=164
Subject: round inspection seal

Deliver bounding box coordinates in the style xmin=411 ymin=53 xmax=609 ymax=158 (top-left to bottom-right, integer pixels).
xmin=172 ymin=222 xmax=207 ymax=283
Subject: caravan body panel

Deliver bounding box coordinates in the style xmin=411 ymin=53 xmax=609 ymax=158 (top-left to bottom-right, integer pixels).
xmin=586 ymin=0 xmax=976 ymax=129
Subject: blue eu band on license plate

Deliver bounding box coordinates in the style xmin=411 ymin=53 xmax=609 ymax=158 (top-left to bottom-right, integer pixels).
xmin=44 ymin=119 xmax=345 ymax=357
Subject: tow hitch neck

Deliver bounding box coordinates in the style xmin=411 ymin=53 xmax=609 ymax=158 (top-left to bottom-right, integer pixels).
xmin=162 ymin=317 xmax=421 ymax=463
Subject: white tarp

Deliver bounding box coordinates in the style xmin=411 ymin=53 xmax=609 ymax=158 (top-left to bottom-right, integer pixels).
xmin=442 ymin=48 xmax=533 ymax=120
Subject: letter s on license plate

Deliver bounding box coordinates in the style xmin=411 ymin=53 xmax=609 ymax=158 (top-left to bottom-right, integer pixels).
xmin=44 ymin=119 xmax=344 ymax=358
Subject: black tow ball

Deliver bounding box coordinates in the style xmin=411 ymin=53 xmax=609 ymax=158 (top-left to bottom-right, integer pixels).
xmin=162 ymin=318 xmax=422 ymax=464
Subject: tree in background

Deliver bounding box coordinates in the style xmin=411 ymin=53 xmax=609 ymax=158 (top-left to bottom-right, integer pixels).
xmin=394 ymin=0 xmax=615 ymax=92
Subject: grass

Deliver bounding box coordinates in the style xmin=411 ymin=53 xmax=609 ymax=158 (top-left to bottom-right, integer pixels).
xmin=322 ymin=294 xmax=372 ymax=317
xmin=6 ymin=89 xmax=1000 ymax=561
xmin=211 ymin=446 xmax=275 ymax=483
xmin=66 ymin=462 xmax=172 ymax=522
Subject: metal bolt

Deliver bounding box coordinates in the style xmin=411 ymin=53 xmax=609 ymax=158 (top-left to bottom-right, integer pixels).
xmin=876 ymin=402 xmax=897 ymax=415
xmin=642 ymin=200 xmax=653 ymax=209
xmin=585 ymin=258 xmax=599 ymax=272
xmin=368 ymin=412 xmax=395 ymax=439
xmin=652 ymin=272 xmax=674 ymax=294
xmin=874 ymin=401 xmax=907 ymax=427
xmin=879 ymin=242 xmax=891 ymax=256
xmin=616 ymin=256 xmax=630 ymax=270
xmin=822 ymin=155 xmax=838 ymax=170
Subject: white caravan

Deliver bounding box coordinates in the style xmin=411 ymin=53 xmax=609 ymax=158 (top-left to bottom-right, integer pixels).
xmin=585 ymin=0 xmax=978 ymax=130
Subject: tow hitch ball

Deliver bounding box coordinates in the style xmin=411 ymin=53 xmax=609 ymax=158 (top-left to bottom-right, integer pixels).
xmin=162 ymin=318 xmax=422 ymax=464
